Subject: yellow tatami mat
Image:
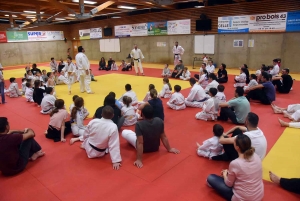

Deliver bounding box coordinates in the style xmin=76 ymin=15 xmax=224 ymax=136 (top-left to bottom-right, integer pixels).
xmin=262 ymin=127 xmax=300 ymax=181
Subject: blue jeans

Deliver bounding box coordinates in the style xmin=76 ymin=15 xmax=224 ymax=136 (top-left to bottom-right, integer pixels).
xmin=0 ymin=81 xmax=5 ymax=103
xmin=207 ymin=174 xmax=233 ymax=201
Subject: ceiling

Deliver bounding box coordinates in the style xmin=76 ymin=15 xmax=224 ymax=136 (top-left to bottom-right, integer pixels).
xmin=0 ymin=0 xmax=252 ymax=29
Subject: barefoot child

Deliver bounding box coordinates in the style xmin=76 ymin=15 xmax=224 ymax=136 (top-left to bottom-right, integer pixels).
xmin=196 ymin=124 xmax=224 ymax=159
xmin=121 ymin=96 xmax=138 ymax=126
xmin=195 ymin=88 xmax=220 ymax=121
xmin=244 ymin=74 xmax=258 ymax=93
xmin=180 ymin=67 xmax=191 ymax=81
xmin=40 ymin=87 xmax=56 ymax=114
xmin=33 ymin=80 xmax=45 ymax=107
xmin=215 ymin=84 xmax=226 ymax=103
xmin=162 ymin=64 xmax=171 ymax=77
xmin=167 ymin=85 xmax=186 ymax=110
xmin=69 ymin=95 xmax=89 ymax=118
xmin=25 ymin=82 xmax=34 ymax=102
xmin=198 ymin=69 xmax=209 ymax=88
xmin=158 ymin=78 xmax=172 ymax=98
xmin=70 ymin=97 xmax=87 ymax=144
xmin=8 ymin=78 xmax=22 ymax=98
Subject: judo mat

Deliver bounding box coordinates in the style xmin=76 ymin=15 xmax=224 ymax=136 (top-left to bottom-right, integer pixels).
xmin=0 ymin=61 xmax=299 ymax=201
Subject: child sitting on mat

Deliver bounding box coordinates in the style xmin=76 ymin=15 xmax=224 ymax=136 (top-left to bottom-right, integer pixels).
xmin=167 ymin=85 xmax=186 ymax=111
xmin=196 ymin=124 xmax=224 ymax=159
xmin=70 ymin=95 xmax=89 ymax=119
xmin=121 ymin=96 xmax=138 ymax=126
xmin=158 ymin=78 xmax=172 ymax=98
xmin=8 ymin=77 xmax=22 ymax=98
xmin=162 ymin=64 xmax=171 ymax=77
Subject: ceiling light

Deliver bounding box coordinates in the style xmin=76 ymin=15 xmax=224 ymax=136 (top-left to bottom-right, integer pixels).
xmin=111 ymin=16 xmax=121 ymax=18
xmin=0 ymin=19 xmax=9 ymax=21
xmin=72 ymin=0 xmax=97 ymax=5
xmin=117 ymin=5 xmax=136 ymax=10
xmin=68 ymin=14 xmax=76 ymax=17
xmin=55 ymin=18 xmax=66 ymax=21
xmin=23 ymin=11 xmax=44 ymax=14
xmin=5 ymin=15 xmax=18 ymax=17
xmin=195 ymin=6 xmax=204 ymax=8
xmin=15 ymin=20 xmax=25 ymax=22
xmin=26 ymin=16 xmax=36 ymax=19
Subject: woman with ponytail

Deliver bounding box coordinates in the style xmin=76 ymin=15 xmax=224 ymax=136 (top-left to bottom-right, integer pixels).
xmin=70 ymin=97 xmax=87 ymax=144
xmin=158 ymin=78 xmax=172 ymax=98
xmin=207 ymin=134 xmax=264 ymax=201
xmin=45 ymin=99 xmax=71 ymax=142
xmin=139 ymin=89 xmax=164 ymax=121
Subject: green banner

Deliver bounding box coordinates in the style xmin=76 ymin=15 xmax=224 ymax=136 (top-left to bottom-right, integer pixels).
xmin=6 ymin=31 xmax=28 ymax=42
xmin=147 ymin=22 xmax=168 ymax=35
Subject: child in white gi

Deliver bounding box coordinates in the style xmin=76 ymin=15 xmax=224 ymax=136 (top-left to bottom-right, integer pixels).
xmin=111 ymin=60 xmax=118 ymax=71
xmin=8 ymin=77 xmax=22 ymax=98
xmin=195 ymin=88 xmax=220 ymax=121
xmin=121 ymin=96 xmax=138 ymax=126
xmin=244 ymin=74 xmax=258 ymax=92
xmin=158 ymin=78 xmax=172 ymax=98
xmin=180 ymin=67 xmax=191 ymax=81
xmin=40 ymin=87 xmax=56 ymax=114
xmin=118 ymin=84 xmax=138 ymax=109
xmin=69 ymin=95 xmax=89 ymax=118
xmin=272 ymin=103 xmax=300 ymax=122
xmin=70 ymin=97 xmax=88 ymax=144
xmin=62 ymin=56 xmax=76 ymax=94
xmin=21 ymin=78 xmax=27 ymax=95
xmin=199 ymin=69 xmax=209 ymax=88
xmin=162 ymin=64 xmax=171 ymax=77
xmin=25 ymin=82 xmax=34 ymax=102
xmin=167 ymin=85 xmax=186 ymax=110
xmin=196 ymin=124 xmax=224 ymax=159
xmin=215 ymin=85 xmax=226 ymax=103
xmin=234 ymin=67 xmax=247 ymax=87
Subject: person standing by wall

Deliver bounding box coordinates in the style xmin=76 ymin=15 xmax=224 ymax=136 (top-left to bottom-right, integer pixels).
xmin=172 ymin=41 xmax=184 ymax=67
xmin=75 ymin=46 xmax=94 ymax=94
xmin=131 ymin=44 xmax=145 ymax=76
xmin=0 ymin=66 xmax=5 ymax=104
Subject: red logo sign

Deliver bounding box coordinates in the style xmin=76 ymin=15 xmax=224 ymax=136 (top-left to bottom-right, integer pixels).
xmin=0 ymin=31 xmax=7 ymax=43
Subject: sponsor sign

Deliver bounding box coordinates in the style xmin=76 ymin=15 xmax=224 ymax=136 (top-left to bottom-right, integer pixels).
xmin=248 ymin=12 xmax=287 ymax=32
xmin=131 ymin=23 xmax=148 ymax=36
xmin=90 ymin=28 xmax=102 ymax=39
xmin=147 ymin=21 xmax=167 ymax=35
xmin=218 ymin=16 xmax=249 ymax=33
xmin=286 ymin=11 xmax=300 ymax=32
xmin=167 ymin=19 xmax=191 ymax=35
xmin=7 ymin=31 xmax=28 ymax=42
xmin=27 ymin=31 xmax=47 ymax=41
xmin=46 ymin=31 xmax=64 ymax=41
xmin=0 ymin=31 xmax=7 ymax=43
xmin=79 ymin=29 xmax=91 ymax=40
xmin=114 ymin=25 xmax=131 ymax=37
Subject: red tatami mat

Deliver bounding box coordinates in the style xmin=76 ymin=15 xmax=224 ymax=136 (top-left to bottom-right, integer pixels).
xmin=0 ymin=63 xmax=299 ymax=201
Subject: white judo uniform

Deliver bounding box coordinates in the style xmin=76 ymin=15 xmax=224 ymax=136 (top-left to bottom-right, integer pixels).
xmin=203 ymin=57 xmax=208 ymax=65
xmin=205 ymin=80 xmax=219 ymax=93
xmin=185 ymin=84 xmax=207 ymax=108
xmin=215 ymin=92 xmax=226 ymax=103
xmin=82 ymin=118 xmax=121 ymax=163
xmin=244 ymin=79 xmax=258 ymax=91
xmin=71 ymin=109 xmax=87 ymax=141
xmin=286 ymin=104 xmax=300 ymax=121
xmin=162 ymin=68 xmax=171 ymax=77
xmin=50 ymin=61 xmax=57 ymax=72
xmin=75 ymin=52 xmax=92 ymax=93
xmin=62 ymin=62 xmax=76 ymax=92
xmin=206 ymin=64 xmax=215 ymax=74
xmin=40 ymin=94 xmax=56 ymax=114
xmin=25 ymin=87 xmax=34 ymax=102
xmin=121 ymin=106 xmax=138 ymax=126
xmin=269 ymin=64 xmax=280 ymax=76
xmin=138 ymin=91 xmax=151 ymax=106
xmin=180 ymin=70 xmax=191 ymax=81
xmin=111 ymin=63 xmax=118 ymax=71
xmin=118 ymin=90 xmax=138 ymax=109
xmin=197 ymin=136 xmax=223 ymax=158
xmin=130 ymin=48 xmax=144 ymax=74
xmin=199 ymin=74 xmax=209 ymax=88
xmin=234 ymin=72 xmax=247 ymax=87
xmin=173 ymin=45 xmax=184 ymax=66
xmin=8 ymin=83 xmax=22 ymax=97
xmin=159 ymin=84 xmax=172 ymax=98
xmin=195 ymin=97 xmax=220 ymax=121
xmin=167 ymin=92 xmax=186 ymax=110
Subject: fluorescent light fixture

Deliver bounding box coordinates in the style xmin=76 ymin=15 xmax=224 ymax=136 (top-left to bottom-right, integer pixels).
xmin=195 ymin=6 xmax=204 ymax=8
xmin=73 ymin=37 xmax=76 ymax=39
xmin=0 ymin=19 xmax=9 ymax=21
xmin=26 ymin=16 xmax=36 ymax=19
xmin=23 ymin=11 xmax=44 ymax=14
xmin=111 ymin=16 xmax=121 ymax=18
xmin=117 ymin=5 xmax=136 ymax=10
xmin=55 ymin=18 xmax=66 ymax=21
xmin=5 ymin=15 xmax=18 ymax=17
xmin=15 ymin=20 xmax=25 ymax=22
xmin=145 ymin=2 xmax=153 ymax=4
xmin=72 ymin=0 xmax=97 ymax=5
xmin=68 ymin=14 xmax=76 ymax=17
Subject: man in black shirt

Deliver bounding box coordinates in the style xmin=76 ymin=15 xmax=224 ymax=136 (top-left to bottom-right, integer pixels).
xmin=121 ymin=105 xmax=180 ymax=168
xmin=171 ymin=60 xmax=184 ymax=78
xmin=31 ymin=63 xmax=42 ymax=75
xmin=272 ymin=68 xmax=293 ymax=94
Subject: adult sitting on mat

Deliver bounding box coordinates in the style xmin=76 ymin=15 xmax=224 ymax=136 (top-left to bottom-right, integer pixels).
xmin=207 ymin=134 xmax=264 ymax=201
xmin=212 ymin=112 xmax=267 ymax=161
xmin=246 ymin=71 xmax=276 ymax=105
xmin=171 ymin=60 xmax=184 ymax=78
xmin=218 ymin=87 xmax=250 ymax=125
xmin=121 ymin=105 xmax=179 ymax=168
xmin=0 ymin=117 xmax=44 ymax=176
xmin=269 ymin=171 xmax=300 ymax=194
xmin=216 ymin=63 xmax=228 ymax=83
xmin=272 ymin=68 xmax=293 ymax=94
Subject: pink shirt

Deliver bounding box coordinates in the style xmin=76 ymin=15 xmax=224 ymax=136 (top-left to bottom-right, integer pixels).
xmin=225 ymin=153 xmax=264 ymax=201
xmin=49 ymin=109 xmax=69 ymax=130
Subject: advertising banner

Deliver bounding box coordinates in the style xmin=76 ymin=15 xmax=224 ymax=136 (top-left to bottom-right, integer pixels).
xmin=114 ymin=25 xmax=131 ymax=37
xmin=147 ymin=21 xmax=167 ymax=35
xmin=286 ymin=11 xmax=300 ymax=32
xmin=90 ymin=28 xmax=102 ymax=39
xmin=167 ymin=19 xmax=191 ymax=35
xmin=79 ymin=29 xmax=90 ymax=40
xmin=131 ymin=23 xmax=148 ymax=36
xmin=27 ymin=31 xmax=47 ymax=41
xmin=7 ymin=31 xmax=28 ymax=42
xmin=46 ymin=31 xmax=64 ymax=41
xmin=218 ymin=16 xmax=249 ymax=33
xmin=248 ymin=12 xmax=287 ymax=32
xmin=0 ymin=31 xmax=7 ymax=43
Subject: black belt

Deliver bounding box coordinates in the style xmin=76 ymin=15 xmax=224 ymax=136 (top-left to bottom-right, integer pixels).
xmin=196 ymin=97 xmax=208 ymax=102
xmin=133 ymin=58 xmax=140 ymax=60
xmin=43 ymin=107 xmax=53 ymax=113
xmin=89 ymin=143 xmax=106 ymax=152
xmin=174 ymin=54 xmax=179 ymax=55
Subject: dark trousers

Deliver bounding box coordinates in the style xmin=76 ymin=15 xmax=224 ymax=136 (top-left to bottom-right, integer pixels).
xmin=46 ymin=121 xmax=71 ymax=142
xmin=212 ymin=128 xmax=242 ymax=161
xmin=280 ymin=178 xmax=300 ymax=194
xmin=246 ymin=88 xmax=271 ymax=105
xmin=171 ymin=71 xmax=182 ymax=78
xmin=0 ymin=81 xmax=5 ymax=103
xmin=219 ymin=107 xmax=240 ymax=125
xmin=272 ymin=80 xmax=291 ymax=94
xmin=207 ymin=174 xmax=233 ymax=201
xmin=217 ymin=78 xmax=228 ymax=83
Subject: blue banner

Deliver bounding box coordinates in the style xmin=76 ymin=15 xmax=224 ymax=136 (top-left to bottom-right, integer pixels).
xmin=286 ymin=11 xmax=300 ymax=32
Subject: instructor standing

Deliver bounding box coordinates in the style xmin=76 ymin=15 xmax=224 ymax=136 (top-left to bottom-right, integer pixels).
xmin=75 ymin=46 xmax=94 ymax=94
xmin=172 ymin=41 xmax=184 ymax=67
xmin=131 ymin=44 xmax=145 ymax=76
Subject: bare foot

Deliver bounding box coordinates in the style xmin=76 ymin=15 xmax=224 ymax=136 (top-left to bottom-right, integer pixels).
xmin=269 ymin=171 xmax=281 ymax=184
xmin=141 ymin=73 xmax=145 ymax=76
xmin=44 ymin=130 xmax=47 ymax=135
xmin=136 ymin=73 xmax=139 ymax=76
xmin=278 ymin=118 xmax=289 ymax=127
xmin=70 ymin=138 xmax=79 ymax=145
xmin=196 ymin=142 xmax=201 ymax=148
xmin=87 ymin=91 xmax=95 ymax=94
xmin=31 ymin=150 xmax=45 ymax=161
